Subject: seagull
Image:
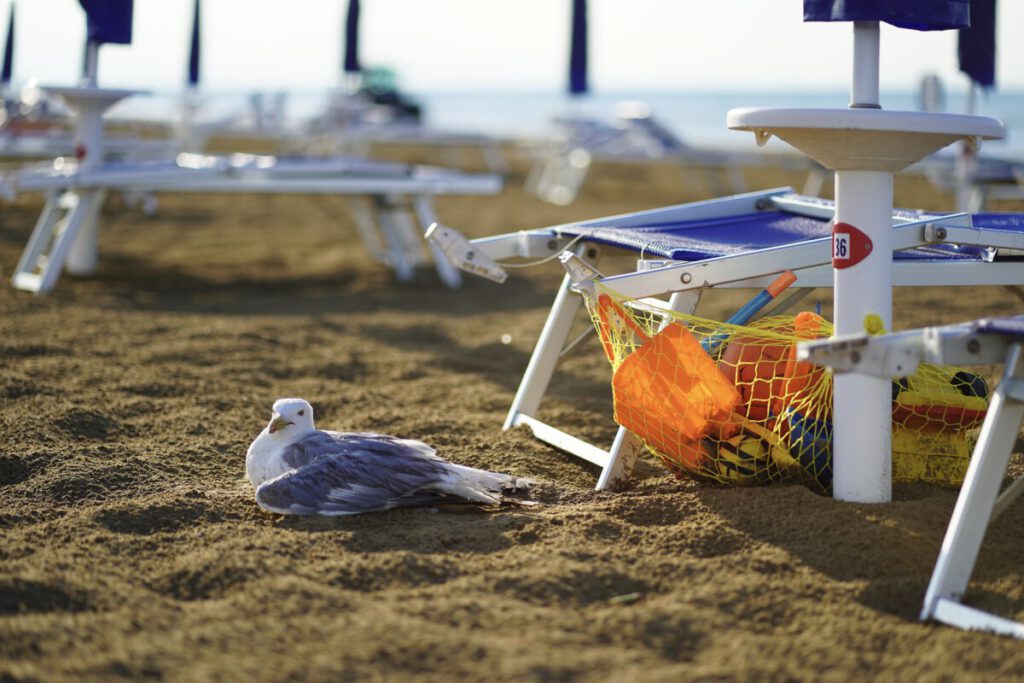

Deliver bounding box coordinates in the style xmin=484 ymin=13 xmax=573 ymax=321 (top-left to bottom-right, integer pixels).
xmin=246 ymin=398 xmax=533 ymax=515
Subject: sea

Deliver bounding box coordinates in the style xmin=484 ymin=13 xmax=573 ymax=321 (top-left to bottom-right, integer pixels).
xmin=113 ymin=88 xmax=1024 ymax=159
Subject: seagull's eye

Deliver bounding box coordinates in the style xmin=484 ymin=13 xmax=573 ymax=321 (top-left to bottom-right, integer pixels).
xmin=298 ymin=409 xmax=305 ymax=416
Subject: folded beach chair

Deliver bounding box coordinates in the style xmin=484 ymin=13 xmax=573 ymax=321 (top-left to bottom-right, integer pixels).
xmin=427 ymin=187 xmax=1024 ymax=489
xmin=525 ymin=104 xmax=768 ymax=206
xmin=798 ymin=316 xmax=1024 ymax=638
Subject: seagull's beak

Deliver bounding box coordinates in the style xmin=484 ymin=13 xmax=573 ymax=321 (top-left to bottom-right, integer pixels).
xmin=268 ymin=415 xmax=292 ymax=434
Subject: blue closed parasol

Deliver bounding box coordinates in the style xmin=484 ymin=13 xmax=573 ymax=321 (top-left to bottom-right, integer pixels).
xmin=803 ymin=0 xmax=968 ymax=30
xmin=344 ymin=0 xmax=361 ymax=74
xmin=78 ymin=0 xmax=133 ymax=83
xmin=954 ymin=1 xmax=995 ymax=211
xmin=188 ymin=0 xmax=200 ymax=87
xmin=568 ymin=0 xmax=587 ymax=96
xmin=78 ymin=0 xmax=134 ymax=45
xmin=803 ymin=0 xmax=968 ymax=108
xmin=2 ymin=4 xmax=14 ymax=87
xmin=959 ymin=0 xmax=996 ymax=89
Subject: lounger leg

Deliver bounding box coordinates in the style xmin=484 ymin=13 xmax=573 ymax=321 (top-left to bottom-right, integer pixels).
xmin=480 ymin=141 xmax=509 ymax=175
xmin=595 ymin=290 xmax=704 ymax=490
xmin=531 ymin=150 xmax=591 ymax=205
xmin=65 ymin=190 xmax=105 ymax=276
xmin=394 ymin=203 xmax=432 ymax=274
xmin=595 ymin=429 xmax=645 ymax=490
xmin=504 ymin=272 xmax=583 ymax=430
xmin=551 ymin=149 xmax=592 ymax=206
xmin=347 ymin=197 xmax=389 ymax=263
xmin=376 ymin=198 xmax=421 ymax=282
xmin=802 ymin=164 xmax=830 ymax=197
xmin=12 ymin=190 xmax=105 ymax=294
xmin=12 ymin=193 xmax=63 ymax=292
xmin=726 ymin=165 xmax=747 ymax=194
xmin=523 ymin=155 xmax=546 ymax=198
xmin=968 ymin=186 xmax=986 ymax=214
xmin=921 ymin=342 xmax=1024 ymax=638
xmin=413 ymin=196 xmax=463 ymax=289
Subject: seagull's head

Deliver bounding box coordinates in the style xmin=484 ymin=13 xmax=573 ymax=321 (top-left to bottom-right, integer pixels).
xmin=266 ymin=398 xmax=316 ymax=437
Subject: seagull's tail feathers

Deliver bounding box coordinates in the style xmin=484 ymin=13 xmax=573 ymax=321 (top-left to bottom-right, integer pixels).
xmin=442 ymin=464 xmax=534 ymax=504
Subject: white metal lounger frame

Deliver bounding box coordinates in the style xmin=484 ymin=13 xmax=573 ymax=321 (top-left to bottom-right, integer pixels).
xmin=8 ymin=160 xmax=501 ymax=294
xmin=8 ymin=27 xmax=502 ymax=295
xmin=797 ymin=320 xmax=1024 ymax=639
xmin=429 ymin=187 xmax=1024 ymax=490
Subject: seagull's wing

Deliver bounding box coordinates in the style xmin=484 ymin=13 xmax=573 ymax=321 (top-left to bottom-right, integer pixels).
xmin=256 ymin=432 xmax=457 ymax=515
xmin=279 ymin=430 xmax=442 ymax=469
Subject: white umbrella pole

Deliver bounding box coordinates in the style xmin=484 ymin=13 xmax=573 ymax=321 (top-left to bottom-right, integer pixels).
xmin=832 ymin=21 xmax=893 ymax=502
xmin=851 ymin=22 xmax=880 ymax=108
xmin=81 ymin=41 xmax=99 ymax=87
xmin=832 ymin=170 xmax=894 ymax=502
xmin=955 ymin=81 xmax=978 ymax=212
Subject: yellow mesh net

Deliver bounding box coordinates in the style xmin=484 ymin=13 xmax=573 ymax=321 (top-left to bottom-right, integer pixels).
xmin=591 ymin=286 xmax=990 ymax=493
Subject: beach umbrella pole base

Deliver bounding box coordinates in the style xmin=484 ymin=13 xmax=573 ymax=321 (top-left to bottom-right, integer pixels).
xmin=831 ymin=169 xmax=894 ymax=502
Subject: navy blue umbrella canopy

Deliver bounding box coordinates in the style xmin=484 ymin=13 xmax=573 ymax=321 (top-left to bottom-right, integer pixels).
xmin=2 ymin=4 xmax=14 ymax=86
xmin=188 ymin=0 xmax=200 ymax=86
xmin=803 ymin=0 xmax=969 ymax=30
xmin=959 ymin=0 xmax=996 ymax=89
xmin=78 ymin=0 xmax=134 ymax=45
xmin=568 ymin=0 xmax=587 ymax=96
xmin=344 ymin=0 xmax=361 ymax=74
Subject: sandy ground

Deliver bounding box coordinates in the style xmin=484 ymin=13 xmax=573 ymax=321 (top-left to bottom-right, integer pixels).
xmin=1 ymin=146 xmax=1023 ymax=682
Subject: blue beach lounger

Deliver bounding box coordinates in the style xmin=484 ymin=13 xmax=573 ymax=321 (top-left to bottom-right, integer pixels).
xmin=427 ymin=188 xmax=1024 ymax=489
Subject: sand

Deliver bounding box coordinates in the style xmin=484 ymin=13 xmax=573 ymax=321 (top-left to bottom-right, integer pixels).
xmin=1 ymin=148 xmax=1023 ymax=682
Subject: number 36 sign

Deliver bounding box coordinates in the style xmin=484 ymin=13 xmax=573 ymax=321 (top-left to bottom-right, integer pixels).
xmin=831 ymin=222 xmax=873 ymax=269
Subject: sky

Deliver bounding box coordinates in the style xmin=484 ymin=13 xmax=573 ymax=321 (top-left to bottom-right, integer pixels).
xmin=5 ymin=0 xmax=1024 ymax=95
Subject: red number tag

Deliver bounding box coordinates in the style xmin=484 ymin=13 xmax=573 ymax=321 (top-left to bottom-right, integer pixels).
xmin=832 ymin=222 xmax=873 ymax=269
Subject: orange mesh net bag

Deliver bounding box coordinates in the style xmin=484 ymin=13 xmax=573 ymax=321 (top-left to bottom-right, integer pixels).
xmin=596 ymin=293 xmax=740 ymax=474
xmin=590 ymin=285 xmax=992 ymax=492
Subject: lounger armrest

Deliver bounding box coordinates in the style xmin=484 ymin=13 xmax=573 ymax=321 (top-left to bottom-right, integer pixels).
xmin=424 ymin=223 xmax=508 ymax=283
xmin=797 ymin=332 xmax=924 ymax=378
xmin=797 ymin=319 xmax=1020 ymax=377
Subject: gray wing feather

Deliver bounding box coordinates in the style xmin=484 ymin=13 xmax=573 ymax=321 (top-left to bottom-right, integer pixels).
xmin=257 ymin=431 xmax=456 ymax=515
xmin=279 ymin=430 xmax=442 ymax=469
xmin=255 ymin=457 xmax=458 ymax=515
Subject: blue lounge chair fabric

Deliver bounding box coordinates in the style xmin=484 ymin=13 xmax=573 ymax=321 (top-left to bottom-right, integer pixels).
xmin=551 ymin=203 xmax=1024 ymax=263
xmin=976 ymin=317 xmax=1024 ymax=339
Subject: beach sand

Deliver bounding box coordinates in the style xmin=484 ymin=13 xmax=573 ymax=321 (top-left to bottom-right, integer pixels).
xmin=1 ymin=148 xmax=1023 ymax=681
